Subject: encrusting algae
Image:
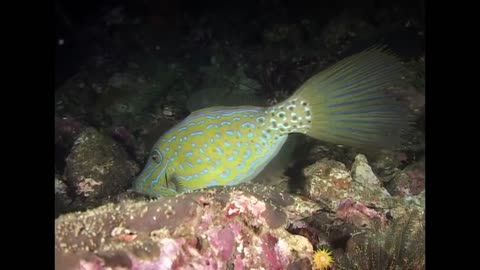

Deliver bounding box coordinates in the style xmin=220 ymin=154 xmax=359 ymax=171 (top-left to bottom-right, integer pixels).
xmin=133 ymin=46 xmax=411 ymax=197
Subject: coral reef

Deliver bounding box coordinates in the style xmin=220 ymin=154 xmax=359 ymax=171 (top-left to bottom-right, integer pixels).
xmin=55 ymin=185 xmax=317 ymax=270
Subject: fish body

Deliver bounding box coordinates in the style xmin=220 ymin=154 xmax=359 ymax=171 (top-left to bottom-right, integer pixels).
xmin=133 ymin=46 xmax=410 ymax=197
xmin=133 ymin=106 xmax=291 ymax=196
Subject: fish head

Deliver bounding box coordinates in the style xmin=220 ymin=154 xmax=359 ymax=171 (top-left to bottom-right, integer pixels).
xmin=132 ymin=149 xmax=177 ymax=197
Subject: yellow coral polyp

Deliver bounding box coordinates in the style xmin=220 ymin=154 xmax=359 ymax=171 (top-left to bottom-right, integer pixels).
xmin=313 ymin=248 xmax=334 ymax=270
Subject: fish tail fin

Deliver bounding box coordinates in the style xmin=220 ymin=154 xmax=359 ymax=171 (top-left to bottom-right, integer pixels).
xmin=272 ymin=45 xmax=412 ymax=149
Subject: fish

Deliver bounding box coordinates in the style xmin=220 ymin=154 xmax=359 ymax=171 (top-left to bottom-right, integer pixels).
xmin=132 ymin=46 xmax=411 ymax=197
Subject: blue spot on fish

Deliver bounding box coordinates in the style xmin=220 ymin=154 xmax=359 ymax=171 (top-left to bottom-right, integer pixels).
xmin=167 ymin=136 xmax=177 ymax=143
xmin=225 ymin=130 xmax=234 ymax=136
xmin=220 ymin=169 xmax=231 ymax=178
xmin=196 ymin=158 xmax=202 ymax=164
xmin=237 ymin=162 xmax=246 ymax=169
xmin=241 ymin=122 xmax=252 ymax=128
xmin=221 ymin=121 xmax=231 ymax=126
xmin=256 ymin=117 xmax=265 ymax=123
xmin=186 ymin=151 xmax=193 ymax=157
xmin=243 ymin=150 xmax=252 ymax=159
xmin=215 ymin=147 xmax=223 ymax=155
xmin=224 ymin=141 xmax=231 ymax=147
xmin=247 ymin=132 xmax=254 ymax=138
xmin=191 ymin=131 xmax=204 ymax=136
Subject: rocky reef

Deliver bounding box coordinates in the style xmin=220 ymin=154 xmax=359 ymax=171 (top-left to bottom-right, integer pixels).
xmin=55 ymin=2 xmax=425 ymax=269
xmin=55 ymin=152 xmax=425 ymax=269
xmin=55 ymin=185 xmax=318 ymax=270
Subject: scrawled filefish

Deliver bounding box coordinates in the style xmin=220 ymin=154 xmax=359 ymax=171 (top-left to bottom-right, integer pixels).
xmin=133 ymin=46 xmax=411 ymax=197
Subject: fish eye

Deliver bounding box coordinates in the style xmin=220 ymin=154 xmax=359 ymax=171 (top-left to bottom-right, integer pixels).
xmin=151 ymin=151 xmax=163 ymax=164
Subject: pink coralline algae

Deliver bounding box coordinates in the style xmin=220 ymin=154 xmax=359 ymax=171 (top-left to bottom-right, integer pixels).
xmin=261 ymin=233 xmax=289 ymax=270
xmin=225 ymin=192 xmax=268 ymax=226
xmin=336 ymin=198 xmax=388 ymax=228
xmin=387 ymin=161 xmax=425 ymax=197
xmin=207 ymin=226 xmax=235 ymax=260
xmin=55 ymin=185 xmax=314 ymax=270
xmin=405 ymin=167 xmax=425 ymax=195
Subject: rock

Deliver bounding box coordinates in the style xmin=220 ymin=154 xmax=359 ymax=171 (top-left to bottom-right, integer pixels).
xmin=307 ymin=141 xmax=358 ymax=168
xmin=107 ymin=72 xmax=133 ymax=88
xmin=351 ymin=154 xmax=380 ymax=186
xmin=65 ymin=127 xmax=139 ymax=210
xmin=303 ymin=157 xmax=395 ymax=218
xmin=336 ymin=208 xmax=425 ymax=269
xmin=111 ymin=126 xmax=146 ymax=163
xmin=368 ymin=150 xmax=407 ymax=183
xmin=304 ymin=158 xmax=354 ymax=207
xmin=55 ymin=175 xmax=72 ymax=217
xmin=387 ymin=160 xmax=425 ymax=197
xmin=55 ymin=186 xmax=314 ymax=270
xmin=55 ymin=116 xmax=85 ymax=150
xmin=321 ymin=13 xmax=376 ymax=54
xmin=335 ymin=198 xmax=388 ymax=229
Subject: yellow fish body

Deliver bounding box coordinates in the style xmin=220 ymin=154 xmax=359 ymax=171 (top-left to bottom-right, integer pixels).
xmin=133 ymin=46 xmax=410 ymax=197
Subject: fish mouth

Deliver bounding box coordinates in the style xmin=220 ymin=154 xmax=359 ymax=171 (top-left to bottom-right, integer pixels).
xmin=132 ymin=172 xmax=148 ymax=193
xmin=132 ymin=159 xmax=169 ymax=194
